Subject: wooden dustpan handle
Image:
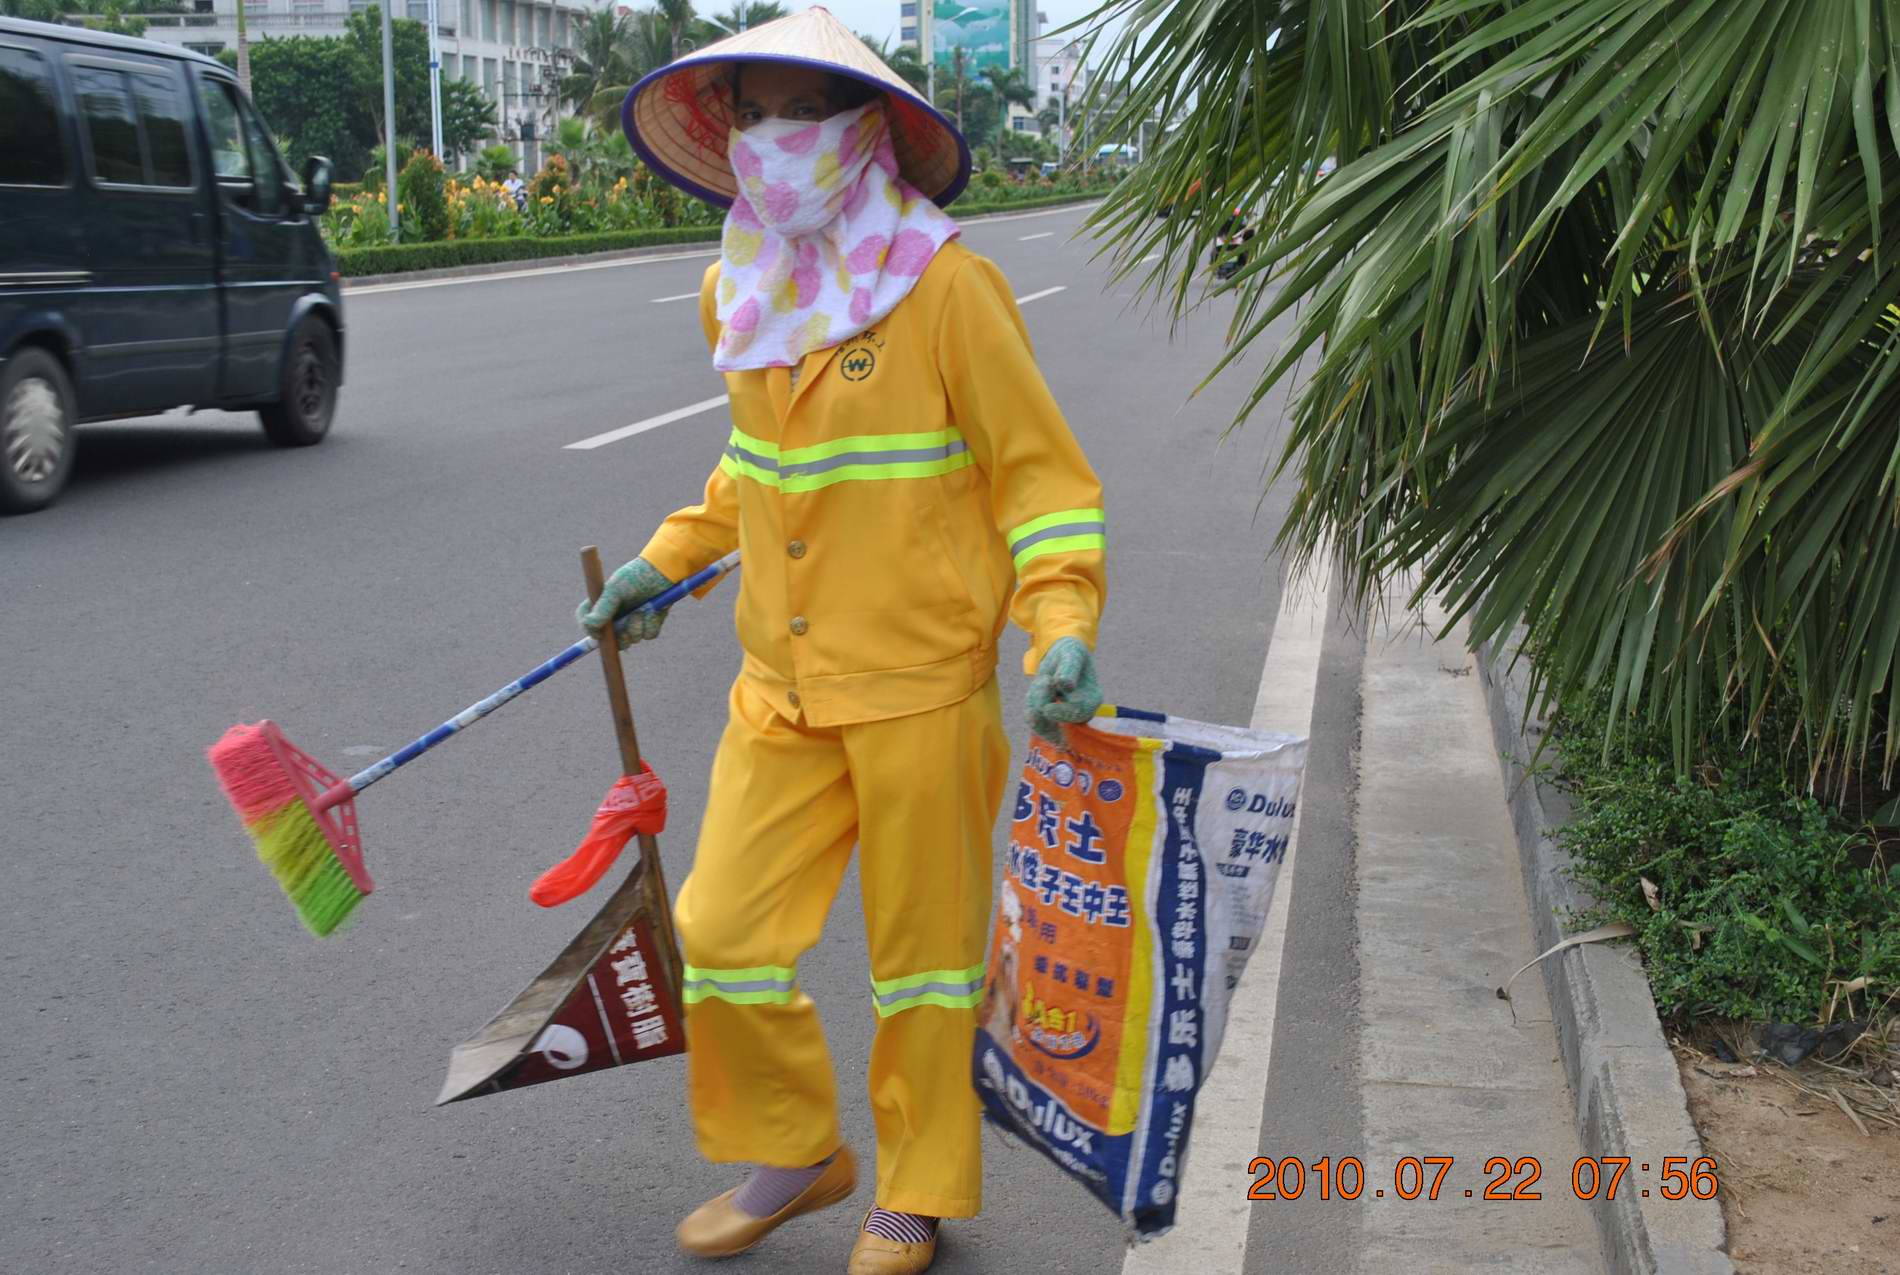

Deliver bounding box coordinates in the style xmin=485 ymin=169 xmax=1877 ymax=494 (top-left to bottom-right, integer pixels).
xmin=581 ymin=546 xmax=682 ymax=974
xmin=581 ymin=546 xmax=648 ymax=776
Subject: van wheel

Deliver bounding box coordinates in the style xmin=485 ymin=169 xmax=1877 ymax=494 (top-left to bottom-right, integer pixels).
xmin=259 ymin=317 xmax=338 ymax=447
xmin=0 ymin=347 xmax=77 ymax=515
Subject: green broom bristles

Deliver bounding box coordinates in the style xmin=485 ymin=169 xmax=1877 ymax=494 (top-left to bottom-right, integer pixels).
xmin=247 ymin=800 xmax=365 ymax=937
xmin=209 ymin=720 xmax=367 ymax=937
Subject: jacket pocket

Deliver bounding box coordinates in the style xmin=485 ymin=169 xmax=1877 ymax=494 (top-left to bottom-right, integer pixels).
xmin=917 ymin=496 xmax=985 ymax=633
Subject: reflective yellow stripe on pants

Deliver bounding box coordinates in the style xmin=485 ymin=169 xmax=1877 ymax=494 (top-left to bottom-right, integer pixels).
xmin=682 ymin=964 xmax=798 ymax=1006
xmin=869 ymin=962 xmax=986 ymax=1017
xmin=674 ymin=674 xmax=1009 ymax=1218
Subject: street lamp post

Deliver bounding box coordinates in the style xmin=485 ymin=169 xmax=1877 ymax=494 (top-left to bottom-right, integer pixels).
xmin=381 ymin=0 xmax=398 ymax=238
xmin=427 ymin=0 xmax=443 ymax=159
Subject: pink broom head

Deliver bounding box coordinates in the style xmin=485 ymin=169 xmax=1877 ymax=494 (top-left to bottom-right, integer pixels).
xmin=208 ymin=722 xmax=304 ymax=823
xmin=206 ymin=720 xmax=372 ymax=936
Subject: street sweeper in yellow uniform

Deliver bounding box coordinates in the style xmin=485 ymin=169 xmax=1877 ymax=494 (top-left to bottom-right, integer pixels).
xmin=582 ymin=11 xmax=1106 ymax=1272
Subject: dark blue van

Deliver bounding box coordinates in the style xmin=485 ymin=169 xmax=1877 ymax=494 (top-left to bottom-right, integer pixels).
xmin=0 ymin=16 xmax=342 ymax=514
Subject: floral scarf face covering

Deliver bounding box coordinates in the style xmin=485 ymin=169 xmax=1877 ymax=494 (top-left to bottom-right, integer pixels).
xmin=713 ymin=101 xmax=960 ymax=371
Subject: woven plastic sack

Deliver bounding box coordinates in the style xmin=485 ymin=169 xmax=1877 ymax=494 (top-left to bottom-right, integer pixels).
xmin=972 ymin=706 xmax=1306 ymax=1238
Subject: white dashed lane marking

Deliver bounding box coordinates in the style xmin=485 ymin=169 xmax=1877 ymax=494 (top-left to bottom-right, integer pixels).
xmin=565 ymin=396 xmax=732 ymax=451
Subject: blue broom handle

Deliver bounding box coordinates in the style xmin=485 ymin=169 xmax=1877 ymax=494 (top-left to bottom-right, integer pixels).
xmin=336 ymin=552 xmax=740 ymax=798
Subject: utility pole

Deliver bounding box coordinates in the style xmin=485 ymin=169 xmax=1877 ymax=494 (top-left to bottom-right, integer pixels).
xmin=382 ymin=0 xmax=398 ymax=239
xmin=234 ymin=0 xmax=251 ymax=96
xmin=427 ymin=0 xmax=443 ymax=160
xmin=952 ymin=45 xmax=964 ymax=130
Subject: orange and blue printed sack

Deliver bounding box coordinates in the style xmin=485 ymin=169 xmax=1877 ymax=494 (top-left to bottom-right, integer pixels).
xmin=972 ymin=706 xmax=1307 ymax=1237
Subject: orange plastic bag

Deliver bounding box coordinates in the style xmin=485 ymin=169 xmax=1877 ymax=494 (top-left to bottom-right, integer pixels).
xmin=530 ymin=762 xmax=667 ymax=908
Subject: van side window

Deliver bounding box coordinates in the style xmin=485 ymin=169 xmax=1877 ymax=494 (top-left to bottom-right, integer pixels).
xmin=72 ymin=65 xmax=145 ymax=185
xmin=200 ymin=77 xmax=251 ymax=182
xmin=237 ymin=95 xmax=284 ymax=215
xmin=201 ymin=76 xmax=282 ymax=214
xmin=131 ymin=71 xmax=194 ymax=188
xmin=0 ymin=46 xmax=68 ymax=187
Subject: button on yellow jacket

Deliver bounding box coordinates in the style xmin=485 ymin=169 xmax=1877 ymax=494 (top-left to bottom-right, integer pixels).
xmin=638 ymin=239 xmax=1106 ymax=727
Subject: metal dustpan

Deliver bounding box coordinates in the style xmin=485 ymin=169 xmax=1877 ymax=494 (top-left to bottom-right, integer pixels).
xmin=436 ymin=546 xmax=691 ymax=1106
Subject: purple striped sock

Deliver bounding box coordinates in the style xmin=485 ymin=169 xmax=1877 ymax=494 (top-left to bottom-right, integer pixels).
xmin=730 ymin=1153 xmax=834 ymax=1219
xmin=863 ymin=1208 xmax=937 ymax=1244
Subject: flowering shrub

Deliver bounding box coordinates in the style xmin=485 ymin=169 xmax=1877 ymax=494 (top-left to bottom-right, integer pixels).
xmin=397 ymin=150 xmax=450 ymax=243
xmin=321 ymin=157 xmax=718 ymax=246
xmin=320 ymin=188 xmax=397 ymax=247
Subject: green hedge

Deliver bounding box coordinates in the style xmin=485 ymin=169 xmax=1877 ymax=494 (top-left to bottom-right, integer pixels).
xmin=331 ymin=180 xmax=363 ymax=202
xmin=336 ymin=193 xmax=1102 ymax=279
xmin=335 ymin=226 xmax=723 ymax=277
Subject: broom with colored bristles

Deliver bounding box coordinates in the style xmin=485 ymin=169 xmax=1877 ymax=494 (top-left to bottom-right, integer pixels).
xmin=207 ymin=552 xmax=739 ymax=936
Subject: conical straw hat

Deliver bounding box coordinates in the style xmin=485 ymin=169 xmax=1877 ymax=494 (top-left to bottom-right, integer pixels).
xmin=622 ymin=6 xmax=971 ymax=209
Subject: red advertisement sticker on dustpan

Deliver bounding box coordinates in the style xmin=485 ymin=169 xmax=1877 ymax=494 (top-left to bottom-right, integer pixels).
xmin=436 ymin=886 xmax=686 ymax=1105
xmin=506 ymin=915 xmax=684 ymax=1089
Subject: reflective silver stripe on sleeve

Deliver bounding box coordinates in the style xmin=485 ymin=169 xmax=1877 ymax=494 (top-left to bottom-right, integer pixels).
xmin=1009 ymin=518 xmax=1107 ymax=555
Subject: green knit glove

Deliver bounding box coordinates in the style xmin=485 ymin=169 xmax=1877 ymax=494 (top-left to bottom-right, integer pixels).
xmin=1026 ymin=636 xmax=1102 ymax=746
xmin=576 ymin=557 xmax=673 ymax=650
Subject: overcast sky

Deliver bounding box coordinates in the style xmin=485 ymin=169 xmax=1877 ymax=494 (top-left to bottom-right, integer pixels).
xmin=783 ymin=0 xmax=1121 ymax=55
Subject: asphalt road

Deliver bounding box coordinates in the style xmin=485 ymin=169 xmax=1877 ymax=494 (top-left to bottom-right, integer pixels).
xmin=1 ymin=202 xmax=1352 ymax=1273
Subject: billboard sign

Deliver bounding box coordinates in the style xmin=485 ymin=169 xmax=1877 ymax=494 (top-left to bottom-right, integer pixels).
xmin=930 ymin=1 xmax=1012 ymax=72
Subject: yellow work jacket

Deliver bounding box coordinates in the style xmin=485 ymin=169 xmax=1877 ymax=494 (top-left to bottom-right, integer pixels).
xmin=638 ymin=239 xmax=1106 ymax=727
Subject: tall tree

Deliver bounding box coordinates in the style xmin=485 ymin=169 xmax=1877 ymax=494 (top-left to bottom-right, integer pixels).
xmin=981 ymin=64 xmax=1034 ymax=157
xmin=1091 ymin=0 xmax=1900 ymax=778
xmin=221 ymin=16 xmax=491 ymax=174
xmin=440 ymin=75 xmax=497 ymax=161
xmin=564 ymin=8 xmax=673 ymax=130
xmin=0 ymin=0 xmax=78 ymax=19
xmin=345 ymin=6 xmax=432 ymax=146
xmin=859 ymin=33 xmax=927 ymax=93
xmin=653 ymin=0 xmax=695 ymax=60
xmin=703 ymin=1 xmax=783 ymax=37
xmin=885 ymin=42 xmax=928 ymax=93
xmin=228 ymin=34 xmax=365 ymax=175
xmin=560 ymin=7 xmax=636 ymax=115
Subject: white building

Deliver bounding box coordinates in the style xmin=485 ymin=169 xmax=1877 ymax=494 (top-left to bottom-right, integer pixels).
xmin=1026 ymin=33 xmax=1084 ymax=145
xmin=129 ymin=0 xmax=591 ymax=168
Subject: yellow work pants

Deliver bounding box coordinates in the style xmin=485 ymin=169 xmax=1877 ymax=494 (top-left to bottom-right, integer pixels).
xmin=675 ymin=674 xmax=1010 ymax=1218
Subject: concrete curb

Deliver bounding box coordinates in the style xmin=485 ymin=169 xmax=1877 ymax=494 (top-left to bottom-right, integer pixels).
xmin=340 ymin=199 xmax=1106 ymax=290
xmin=1475 ymin=628 xmax=1734 ymax=1275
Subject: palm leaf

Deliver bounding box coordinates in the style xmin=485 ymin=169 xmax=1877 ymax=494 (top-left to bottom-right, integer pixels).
xmin=1078 ymin=0 xmax=1900 ymax=779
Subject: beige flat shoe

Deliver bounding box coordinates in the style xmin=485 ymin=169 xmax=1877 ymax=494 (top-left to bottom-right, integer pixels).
xmin=676 ymin=1145 xmax=858 ymax=1259
xmin=846 ymin=1211 xmax=938 ymax=1274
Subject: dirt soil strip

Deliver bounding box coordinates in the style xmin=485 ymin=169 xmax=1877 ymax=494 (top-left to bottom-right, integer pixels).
xmin=1675 ymin=1044 xmax=1899 ymax=1274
